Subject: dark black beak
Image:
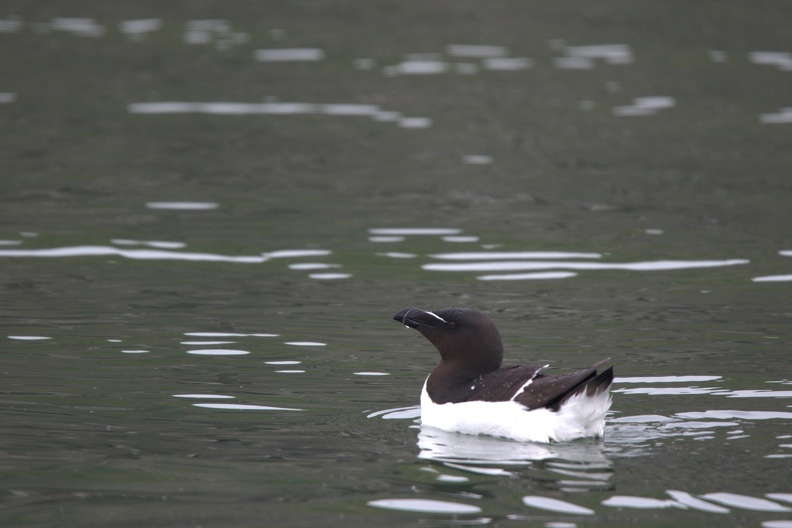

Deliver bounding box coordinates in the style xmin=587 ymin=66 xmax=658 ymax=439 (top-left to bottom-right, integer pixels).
xmin=393 ymin=307 xmax=448 ymax=329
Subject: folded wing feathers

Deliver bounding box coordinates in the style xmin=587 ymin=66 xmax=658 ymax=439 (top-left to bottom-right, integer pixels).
xmin=514 ymin=360 xmax=613 ymax=412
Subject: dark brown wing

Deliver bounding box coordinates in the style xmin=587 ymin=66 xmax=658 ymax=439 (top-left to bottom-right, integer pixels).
xmin=458 ymin=365 xmax=546 ymax=403
xmin=513 ymin=360 xmax=613 ymax=411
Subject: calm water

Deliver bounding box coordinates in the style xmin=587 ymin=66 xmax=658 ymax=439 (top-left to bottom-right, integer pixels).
xmin=2 ymin=2 xmax=792 ymax=526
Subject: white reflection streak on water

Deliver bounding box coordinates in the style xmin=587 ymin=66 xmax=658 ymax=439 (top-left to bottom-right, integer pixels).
xmin=186 ymin=349 xmax=250 ymax=355
xmin=367 ymin=498 xmax=482 ymax=514
xmin=614 ymin=386 xmax=726 ymax=396
xmin=700 ymin=493 xmax=792 ymax=512
xmin=462 ymin=155 xmax=492 ymax=165
xmin=128 ymin=101 xmax=430 ymax=128
xmin=193 ymin=403 xmax=303 ymax=411
xmin=481 ymin=271 xmax=578 ymax=280
xmin=146 ymin=201 xmax=218 ymax=210
xmin=119 ymin=19 xmax=162 ymax=37
xmin=254 ymin=48 xmax=324 ymax=61
xmin=288 ymin=263 xmax=340 ymax=270
xmin=370 ymin=228 xmax=462 ymax=236
xmin=521 ymin=496 xmax=595 ymax=515
xmin=613 ymin=96 xmax=676 ymax=116
xmin=443 ymin=236 xmax=481 ymax=242
xmin=173 ymin=394 xmax=234 ymax=399
xmin=602 ymin=496 xmax=685 ymax=509
xmin=759 ymin=108 xmax=792 ymax=124
xmin=749 ymin=51 xmax=792 ymax=71
xmin=423 ymin=258 xmax=749 ymax=273
xmin=181 ymin=341 xmax=235 ymax=345
xmin=753 ymin=274 xmax=792 ymax=282
xmin=0 ymin=17 xmax=23 ymax=33
xmin=666 ymin=490 xmax=730 ymax=513
xmin=264 ymin=249 xmax=331 ymax=258
xmin=430 ymin=251 xmax=602 ymax=259
xmin=616 ymin=375 xmax=722 ymax=383
xmin=565 ymin=44 xmax=634 ymax=64
xmin=446 ymin=44 xmax=509 ymax=58
xmin=112 ymin=239 xmax=186 ymax=249
xmin=483 ymin=57 xmax=533 ymax=71
xmin=0 ymin=245 xmax=266 ymax=263
xmin=48 ymin=17 xmax=105 ymax=37
xmin=309 ymin=273 xmax=351 ymax=280
xmin=389 ymin=60 xmax=449 ymax=75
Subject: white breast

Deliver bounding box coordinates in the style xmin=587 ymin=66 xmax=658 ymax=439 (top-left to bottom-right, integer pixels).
xmin=420 ymin=377 xmax=611 ymax=443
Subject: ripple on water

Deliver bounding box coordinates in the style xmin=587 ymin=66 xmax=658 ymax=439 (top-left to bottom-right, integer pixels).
xmin=254 ymin=48 xmax=324 ymax=61
xmin=666 ymin=490 xmax=730 ymax=513
xmin=184 ymin=332 xmax=278 ymax=337
xmin=442 ymin=235 xmax=481 ymax=242
xmin=613 ymin=96 xmax=676 ymax=116
xmin=145 ymin=201 xmax=218 ymax=210
xmin=264 ymin=249 xmax=331 ymax=258
xmin=564 ymin=44 xmax=634 ymax=64
xmin=118 ymin=18 xmax=162 ymax=38
xmin=753 ymin=274 xmax=792 ymax=282
xmin=614 ymin=386 xmax=726 ymax=396
xmin=309 ymin=273 xmax=351 ymax=280
xmin=462 ymin=155 xmax=492 ymax=165
xmin=749 ymin=51 xmax=792 ymax=71
xmin=369 ymin=236 xmax=405 ymax=242
xmin=266 ymin=361 xmax=301 ymax=365
xmin=478 ymin=271 xmax=578 ymax=281
xmin=369 ymin=227 xmax=462 ymax=236
xmin=367 ymin=498 xmax=481 ymax=514
xmin=678 ymin=410 xmax=792 ymax=420
xmin=288 ymin=263 xmax=340 ymax=270
xmin=522 ymin=496 xmax=595 ymax=515
xmin=366 ymin=406 xmax=421 ymax=420
xmin=48 ymin=17 xmax=105 ymax=37
xmin=763 ymin=521 xmax=792 ymax=528
xmin=186 ymin=349 xmax=250 ymax=356
xmin=185 ymin=332 xmax=247 ymax=337
xmin=429 ymin=251 xmax=602 ymax=259
xmin=0 ymin=245 xmax=266 ymax=263
xmin=129 ymin=101 xmax=429 ymax=129
xmin=423 ymin=258 xmax=749 ymax=272
xmin=700 ymin=493 xmax=792 ymax=512
xmin=111 ymin=239 xmax=186 ymax=249
xmin=616 ymin=375 xmax=722 ymax=383
xmin=173 ymin=394 xmax=235 ymax=399
xmin=193 ymin=403 xmax=302 ymax=411
xmin=602 ymin=496 xmax=684 ymax=509
xmin=181 ymin=341 xmax=235 ymax=345
xmin=770 ymin=494 xmax=792 ymax=503
xmin=8 ymin=336 xmax=52 ymax=340
xmin=446 ymin=44 xmax=508 ymax=58
xmin=483 ymin=57 xmax=533 ymax=71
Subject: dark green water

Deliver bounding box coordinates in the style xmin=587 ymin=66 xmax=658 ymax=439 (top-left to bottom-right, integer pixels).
xmin=2 ymin=2 xmax=792 ymax=526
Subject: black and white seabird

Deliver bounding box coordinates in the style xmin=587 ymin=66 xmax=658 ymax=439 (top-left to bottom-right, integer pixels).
xmin=393 ymin=307 xmax=614 ymax=443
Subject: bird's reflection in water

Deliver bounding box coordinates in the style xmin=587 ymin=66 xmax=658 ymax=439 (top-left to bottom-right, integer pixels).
xmin=417 ymin=423 xmax=614 ymax=488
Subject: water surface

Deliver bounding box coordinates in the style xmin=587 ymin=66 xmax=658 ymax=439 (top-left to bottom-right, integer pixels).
xmin=2 ymin=2 xmax=792 ymax=526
